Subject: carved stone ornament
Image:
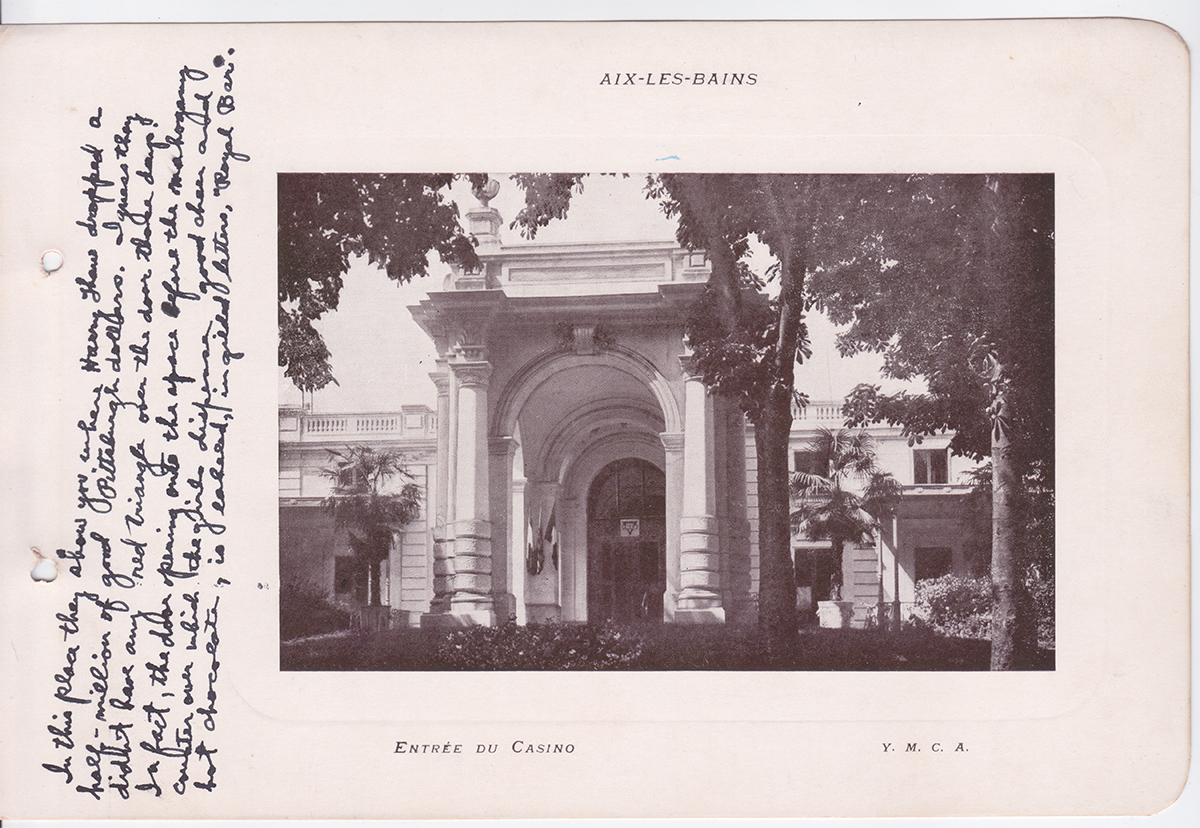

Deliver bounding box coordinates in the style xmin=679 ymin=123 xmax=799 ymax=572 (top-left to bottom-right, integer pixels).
xmin=451 ymin=330 xmax=488 ymax=362
xmin=453 ymin=362 xmax=493 ymax=388
xmin=555 ymin=322 xmax=616 ymax=354
xmin=678 ymin=353 xmax=700 ymax=377
xmin=472 ymin=176 xmax=501 ymax=207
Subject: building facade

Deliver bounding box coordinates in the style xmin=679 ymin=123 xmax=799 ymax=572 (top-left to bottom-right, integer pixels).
xmin=279 ymin=196 xmax=981 ymax=633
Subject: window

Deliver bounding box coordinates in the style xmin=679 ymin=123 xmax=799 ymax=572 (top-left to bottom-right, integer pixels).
xmin=915 ymin=547 xmax=953 ymax=581
xmin=588 ymin=457 xmax=666 ymax=520
xmin=913 ymin=448 xmax=949 ymax=484
xmin=793 ymin=450 xmax=825 ymax=476
xmin=793 ymin=548 xmax=837 ymax=601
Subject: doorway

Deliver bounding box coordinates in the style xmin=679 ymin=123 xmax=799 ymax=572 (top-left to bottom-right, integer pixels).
xmin=586 ymin=458 xmax=666 ymax=623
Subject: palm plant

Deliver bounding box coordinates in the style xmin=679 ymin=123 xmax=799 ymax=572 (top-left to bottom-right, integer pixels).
xmin=321 ymin=446 xmax=422 ymax=607
xmin=790 ymin=428 xmax=902 ymax=602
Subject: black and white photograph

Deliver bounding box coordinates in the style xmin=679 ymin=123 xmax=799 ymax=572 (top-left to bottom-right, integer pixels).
xmin=277 ymin=172 xmax=1055 ymax=672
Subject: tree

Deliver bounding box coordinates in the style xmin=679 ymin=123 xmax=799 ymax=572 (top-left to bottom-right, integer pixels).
xmin=809 ymin=174 xmax=1054 ymax=669
xmin=321 ymin=447 xmax=422 ymax=608
xmin=278 ymin=173 xmax=483 ymax=391
xmin=790 ymin=428 xmax=902 ymax=608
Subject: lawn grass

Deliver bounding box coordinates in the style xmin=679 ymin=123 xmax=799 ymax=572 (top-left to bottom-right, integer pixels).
xmin=280 ymin=622 xmax=1054 ymax=672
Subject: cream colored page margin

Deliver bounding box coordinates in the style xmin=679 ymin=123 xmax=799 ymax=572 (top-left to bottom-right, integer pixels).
xmin=0 ymin=20 xmax=1188 ymax=818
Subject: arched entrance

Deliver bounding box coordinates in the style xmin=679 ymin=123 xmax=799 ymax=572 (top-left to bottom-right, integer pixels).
xmin=587 ymin=458 xmax=666 ymax=623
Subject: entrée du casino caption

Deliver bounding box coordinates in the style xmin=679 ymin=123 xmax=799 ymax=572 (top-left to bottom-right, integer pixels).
xmin=395 ymin=741 xmax=576 ymax=755
xmin=600 ymin=72 xmax=758 ymax=85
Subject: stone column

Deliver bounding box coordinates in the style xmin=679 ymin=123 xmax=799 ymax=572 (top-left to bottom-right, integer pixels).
xmin=424 ymin=368 xmax=453 ymax=620
xmin=558 ymin=496 xmax=583 ymax=621
xmin=676 ymin=356 xmax=724 ymax=623
xmin=721 ymin=405 xmax=756 ymax=624
xmin=659 ymin=432 xmax=685 ymax=621
xmin=506 ymin=433 xmax=528 ymax=625
xmin=510 ymin=474 xmax=528 ymax=625
xmin=445 ymin=366 xmax=459 ymax=535
xmin=490 ymin=435 xmax=517 ymax=622
xmin=743 ymin=422 xmax=762 ymax=609
xmin=449 ymin=359 xmax=495 ymax=625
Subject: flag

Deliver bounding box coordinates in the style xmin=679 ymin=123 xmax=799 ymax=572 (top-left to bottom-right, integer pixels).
xmin=526 ymin=514 xmax=543 ymax=575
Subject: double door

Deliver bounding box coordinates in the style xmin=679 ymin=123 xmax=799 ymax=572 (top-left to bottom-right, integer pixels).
xmin=586 ymin=458 xmax=667 ymax=623
xmin=588 ymin=536 xmax=664 ymax=622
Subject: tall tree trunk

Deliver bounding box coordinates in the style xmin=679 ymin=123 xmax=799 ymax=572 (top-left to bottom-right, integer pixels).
xmin=988 ymin=390 xmax=1027 ymax=669
xmin=981 ymin=175 xmax=1036 ymax=670
xmin=755 ymin=388 xmax=797 ymax=658
xmin=755 ymin=177 xmax=808 ymax=658
xmin=664 ymin=174 xmax=810 ymax=658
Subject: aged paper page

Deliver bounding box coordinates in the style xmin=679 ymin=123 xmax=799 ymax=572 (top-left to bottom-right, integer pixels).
xmin=0 ymin=19 xmax=1189 ymax=818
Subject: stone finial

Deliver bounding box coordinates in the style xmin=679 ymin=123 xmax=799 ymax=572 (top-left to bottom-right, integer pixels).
xmin=464 ymin=176 xmax=503 ymax=266
xmin=472 ymin=176 xmax=501 ymax=207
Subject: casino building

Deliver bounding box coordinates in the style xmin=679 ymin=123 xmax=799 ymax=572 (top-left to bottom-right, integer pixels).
xmin=278 ymin=189 xmax=981 ymax=633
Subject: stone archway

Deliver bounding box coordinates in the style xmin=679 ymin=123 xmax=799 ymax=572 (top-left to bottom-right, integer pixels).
xmin=492 ymin=345 xmax=682 ymax=440
xmin=492 ymin=346 xmax=680 ymax=624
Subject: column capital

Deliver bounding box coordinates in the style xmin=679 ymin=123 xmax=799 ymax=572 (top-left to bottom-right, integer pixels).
xmin=429 ymin=370 xmax=451 ymax=394
xmin=452 ymin=340 xmax=489 ymax=362
xmin=660 ymin=431 xmax=685 ymax=453
xmin=451 ymin=360 xmax=492 ymax=388
xmin=679 ymin=353 xmax=704 ymax=379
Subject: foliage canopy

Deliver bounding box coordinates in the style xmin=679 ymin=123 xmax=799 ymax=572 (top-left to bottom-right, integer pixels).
xmin=278 ymin=173 xmax=483 ymax=391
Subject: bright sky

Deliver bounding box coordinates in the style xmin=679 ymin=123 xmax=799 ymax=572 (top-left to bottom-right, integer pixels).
xmin=283 ymin=174 xmax=907 ymax=413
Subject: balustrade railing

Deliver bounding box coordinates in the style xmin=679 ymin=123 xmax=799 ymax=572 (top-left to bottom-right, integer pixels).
xmin=791 ymin=401 xmax=844 ymax=423
xmin=286 ymin=410 xmax=435 ymax=442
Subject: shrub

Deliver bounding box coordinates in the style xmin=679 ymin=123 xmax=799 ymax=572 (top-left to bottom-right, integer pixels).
xmin=434 ymin=620 xmax=646 ymax=670
xmin=280 ymin=578 xmax=351 ymax=641
xmin=914 ymin=573 xmax=1055 ymax=650
xmin=913 ymin=575 xmax=993 ymax=640
xmin=1027 ymin=572 xmax=1055 ymax=650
